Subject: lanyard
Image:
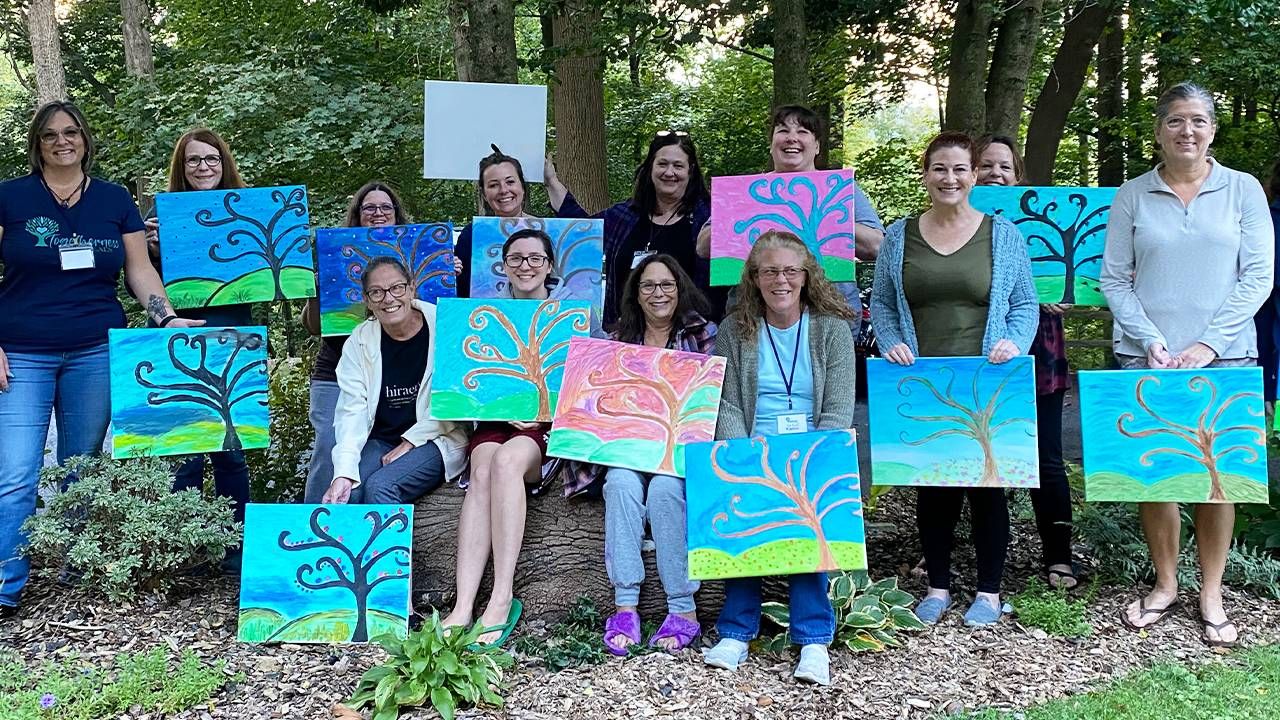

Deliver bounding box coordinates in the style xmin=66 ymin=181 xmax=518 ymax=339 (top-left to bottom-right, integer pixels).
xmin=764 ymin=313 xmax=804 ymax=410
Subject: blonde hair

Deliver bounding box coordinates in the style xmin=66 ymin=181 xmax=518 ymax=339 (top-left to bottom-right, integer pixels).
xmin=730 ymin=230 xmax=856 ymax=341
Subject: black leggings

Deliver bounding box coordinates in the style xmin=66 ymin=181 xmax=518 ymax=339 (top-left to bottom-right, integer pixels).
xmin=1029 ymin=389 xmax=1072 ymax=568
xmin=916 ymin=487 xmax=1009 ymax=594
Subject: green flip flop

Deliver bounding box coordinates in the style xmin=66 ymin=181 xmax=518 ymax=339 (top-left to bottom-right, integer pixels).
xmin=469 ymin=598 xmax=523 ymax=650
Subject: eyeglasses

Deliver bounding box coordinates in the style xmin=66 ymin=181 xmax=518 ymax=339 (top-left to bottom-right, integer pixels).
xmin=655 ymin=130 xmax=689 ymax=138
xmin=1162 ymin=115 xmax=1212 ymax=130
xmin=184 ymin=155 xmax=222 ymax=169
xmin=504 ymin=254 xmax=548 ymax=269
xmin=365 ymin=282 xmax=409 ymax=302
xmin=360 ymin=203 xmax=395 ymax=216
xmin=638 ymin=281 xmax=677 ymax=295
xmin=39 ymin=127 xmax=82 ymax=145
xmin=756 ymin=266 xmax=807 ymax=280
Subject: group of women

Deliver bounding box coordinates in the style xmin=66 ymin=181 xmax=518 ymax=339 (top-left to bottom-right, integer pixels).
xmin=0 ymin=81 xmax=1273 ymax=678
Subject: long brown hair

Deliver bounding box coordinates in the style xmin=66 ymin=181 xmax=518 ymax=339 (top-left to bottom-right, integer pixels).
xmin=730 ymin=230 xmax=855 ymax=341
xmin=616 ymin=253 xmax=710 ymax=344
xmin=166 ymin=128 xmax=247 ymax=192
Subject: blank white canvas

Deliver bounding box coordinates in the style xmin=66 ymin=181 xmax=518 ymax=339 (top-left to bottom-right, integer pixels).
xmin=423 ymin=80 xmax=547 ymax=181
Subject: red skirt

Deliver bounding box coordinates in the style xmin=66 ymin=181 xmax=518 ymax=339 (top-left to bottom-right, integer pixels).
xmin=468 ymin=421 xmax=550 ymax=458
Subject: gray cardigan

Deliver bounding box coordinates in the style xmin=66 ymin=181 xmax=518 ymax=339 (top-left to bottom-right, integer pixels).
xmin=870 ymin=213 xmax=1038 ymax=355
xmin=712 ymin=311 xmax=857 ymax=440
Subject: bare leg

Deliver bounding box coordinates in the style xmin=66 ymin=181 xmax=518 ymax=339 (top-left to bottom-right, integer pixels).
xmin=1194 ymin=503 xmax=1238 ymax=644
xmin=1124 ymin=501 xmax=1182 ymax=627
xmin=476 ymin=437 xmax=540 ymax=644
xmin=442 ymin=443 xmax=499 ymax=630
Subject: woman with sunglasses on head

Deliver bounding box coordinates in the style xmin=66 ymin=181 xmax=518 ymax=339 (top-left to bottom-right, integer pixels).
xmin=301 ymin=182 xmax=410 ymax=503
xmin=451 ymin=146 xmax=534 ymax=298
xmin=0 ymin=101 xmax=203 ymax=617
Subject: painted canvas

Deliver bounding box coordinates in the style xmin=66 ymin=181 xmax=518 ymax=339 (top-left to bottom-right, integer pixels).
xmin=430 ymin=297 xmax=591 ymax=422
xmin=422 ymin=80 xmax=547 ymax=180
xmin=469 ymin=216 xmax=604 ymax=312
xmin=685 ymin=429 xmax=866 ymax=580
xmin=315 ymin=223 xmax=456 ymax=336
xmin=157 ymin=186 xmax=315 ymax=309
xmin=969 ymin=186 xmax=1116 ymax=306
xmin=1078 ymin=368 xmax=1268 ymax=503
xmin=547 ymin=337 xmax=726 ymax=477
xmin=238 ymin=504 xmax=412 ymax=643
xmin=866 ymin=357 xmax=1039 ymax=488
xmin=109 ymin=327 xmax=269 ymax=459
xmin=709 ymin=169 xmax=856 ymax=286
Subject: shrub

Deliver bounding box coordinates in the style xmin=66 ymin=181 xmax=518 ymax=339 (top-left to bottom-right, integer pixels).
xmin=1010 ymin=578 xmax=1094 ymax=637
xmin=512 ymin=596 xmax=656 ymax=670
xmin=760 ymin=571 xmax=925 ymax=653
xmin=21 ymin=455 xmax=241 ymax=601
xmin=246 ymin=354 xmax=315 ymax=503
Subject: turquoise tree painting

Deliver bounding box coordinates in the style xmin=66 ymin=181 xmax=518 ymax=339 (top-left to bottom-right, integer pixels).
xmin=430 ymin=297 xmax=592 ymax=422
xmin=1079 ymin=368 xmax=1268 ymax=503
xmin=158 ymin=186 xmax=315 ymax=309
xmin=866 ymin=357 xmax=1039 ymax=488
xmin=470 ymin=216 xmax=604 ymax=311
xmin=109 ymin=327 xmax=269 ymax=459
xmin=315 ymin=223 xmax=456 ymax=336
xmin=969 ymin=186 xmax=1115 ymax=306
xmin=685 ymin=429 xmax=866 ymax=580
xmin=238 ymin=504 xmax=412 ymax=644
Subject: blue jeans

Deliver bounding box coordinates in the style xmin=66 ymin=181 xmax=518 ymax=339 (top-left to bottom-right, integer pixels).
xmin=0 ymin=343 xmax=111 ymax=607
xmin=717 ymin=572 xmax=834 ymax=645
xmin=349 ymin=438 xmax=445 ymax=504
xmin=172 ymin=451 xmax=250 ymax=525
xmin=303 ymin=380 xmax=341 ymax=503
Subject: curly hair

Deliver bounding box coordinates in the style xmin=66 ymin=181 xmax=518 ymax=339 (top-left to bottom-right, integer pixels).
xmin=616 ymin=253 xmax=710 ymax=344
xmin=730 ymin=230 xmax=855 ymax=341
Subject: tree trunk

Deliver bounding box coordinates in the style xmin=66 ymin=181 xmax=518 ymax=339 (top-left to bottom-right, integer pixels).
xmin=979 ymin=435 xmax=1000 ymax=487
xmin=1096 ymin=11 xmax=1125 ymax=186
xmin=221 ymin=411 xmax=243 ymax=451
xmin=351 ymin=583 xmax=369 ymax=643
xmin=26 ymin=0 xmax=66 ymax=104
xmin=446 ymin=0 xmax=473 ymax=82
xmin=771 ymin=0 xmax=809 ymax=110
xmin=943 ymin=0 xmax=995 ymax=134
xmin=1023 ymin=0 xmax=1120 ymax=185
xmin=984 ymin=0 xmax=1045 ymax=141
xmin=449 ymin=0 xmax=517 ymax=84
xmin=1206 ymin=464 xmax=1226 ymax=503
xmin=1122 ymin=5 xmax=1147 ymax=174
xmin=551 ymin=1 xmax=609 ymax=212
xmin=120 ymin=0 xmax=155 ymax=78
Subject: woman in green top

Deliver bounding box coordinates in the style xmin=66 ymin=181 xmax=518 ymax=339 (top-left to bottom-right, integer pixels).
xmin=870 ymin=131 xmax=1038 ymax=627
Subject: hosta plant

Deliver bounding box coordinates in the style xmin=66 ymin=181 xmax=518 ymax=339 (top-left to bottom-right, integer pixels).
xmin=759 ymin=571 xmax=926 ymax=653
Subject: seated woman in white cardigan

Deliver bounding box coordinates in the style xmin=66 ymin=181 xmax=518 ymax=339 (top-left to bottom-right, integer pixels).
xmin=321 ymin=257 xmax=469 ymax=504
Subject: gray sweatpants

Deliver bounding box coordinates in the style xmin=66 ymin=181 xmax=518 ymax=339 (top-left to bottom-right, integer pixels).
xmin=603 ymin=467 xmax=699 ymax=614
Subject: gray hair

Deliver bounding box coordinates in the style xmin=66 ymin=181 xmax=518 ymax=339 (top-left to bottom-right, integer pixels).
xmin=1155 ymin=82 xmax=1217 ymax=127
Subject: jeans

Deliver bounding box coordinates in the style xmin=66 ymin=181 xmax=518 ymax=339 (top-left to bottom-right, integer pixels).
xmin=348 ymin=437 xmax=445 ymax=504
xmin=917 ymin=487 xmax=1009 ymax=594
xmin=172 ymin=451 xmax=250 ymax=525
xmin=303 ymin=380 xmax=341 ymax=503
xmin=602 ymin=467 xmax=699 ymax=614
xmin=1029 ymin=389 xmax=1072 ymax=568
xmin=0 ymin=343 xmax=111 ymax=607
xmin=717 ymin=572 xmax=834 ymax=645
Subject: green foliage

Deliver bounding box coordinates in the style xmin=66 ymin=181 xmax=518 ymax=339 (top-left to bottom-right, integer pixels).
xmin=1009 ymin=578 xmax=1094 ymax=638
xmin=20 ymin=456 xmax=241 ymax=602
xmin=512 ymin=596 xmax=656 ymax=671
xmin=1232 ymin=435 xmax=1280 ymax=551
xmin=759 ymin=571 xmax=925 ymax=654
xmin=0 ymin=647 xmax=231 ymax=720
xmin=348 ymin=612 xmax=512 ymax=720
xmin=245 ymin=354 xmax=317 ymax=502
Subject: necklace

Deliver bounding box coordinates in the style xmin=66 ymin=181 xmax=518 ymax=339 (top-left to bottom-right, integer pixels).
xmin=41 ymin=173 xmax=87 ymax=208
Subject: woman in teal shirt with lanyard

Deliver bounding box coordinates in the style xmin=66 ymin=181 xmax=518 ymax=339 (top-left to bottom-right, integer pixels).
xmin=702 ymin=230 xmax=857 ymax=685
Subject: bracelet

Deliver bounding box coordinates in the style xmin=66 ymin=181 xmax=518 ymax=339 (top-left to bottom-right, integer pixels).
xmin=158 ymin=314 xmax=178 ymax=327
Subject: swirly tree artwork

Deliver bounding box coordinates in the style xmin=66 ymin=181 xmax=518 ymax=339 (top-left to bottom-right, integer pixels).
xmin=238 ymin=504 xmax=412 ymax=644
xmin=709 ymin=169 xmax=856 ymax=286
xmin=547 ymin=337 xmax=726 ymax=477
xmin=866 ymin=357 xmax=1039 ymax=488
xmin=1079 ymin=367 xmax=1268 ymax=503
xmin=430 ymin=297 xmax=592 ymax=421
xmin=108 ymin=327 xmax=269 ymax=458
xmin=684 ymin=429 xmax=866 ymax=580
xmin=969 ymin=185 xmax=1116 ymax=306
xmin=314 ymin=223 xmax=456 ymax=335
xmin=157 ymin=186 xmax=315 ymax=309
xmin=469 ymin=216 xmax=604 ymax=312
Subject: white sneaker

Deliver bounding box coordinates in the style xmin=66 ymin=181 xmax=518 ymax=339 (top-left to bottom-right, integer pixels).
xmin=702 ymin=638 xmax=749 ymax=671
xmin=793 ymin=644 xmax=830 ymax=685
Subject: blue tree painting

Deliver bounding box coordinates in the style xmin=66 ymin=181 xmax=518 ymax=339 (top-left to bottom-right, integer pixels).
xmin=969 ymin=186 xmax=1116 ymax=306
xmin=238 ymin=504 xmax=413 ymax=644
xmin=109 ymin=327 xmax=269 ymax=459
xmin=469 ymin=216 xmax=604 ymax=312
xmin=866 ymin=357 xmax=1039 ymax=488
xmin=685 ymin=429 xmax=866 ymax=580
xmin=157 ymin=186 xmax=316 ymax=309
xmin=315 ymin=223 xmax=456 ymax=336
xmin=1079 ymin=368 xmax=1268 ymax=503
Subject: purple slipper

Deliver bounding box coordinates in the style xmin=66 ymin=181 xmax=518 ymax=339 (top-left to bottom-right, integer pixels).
xmin=648 ymin=613 xmax=701 ymax=651
xmin=603 ymin=610 xmax=642 ymax=656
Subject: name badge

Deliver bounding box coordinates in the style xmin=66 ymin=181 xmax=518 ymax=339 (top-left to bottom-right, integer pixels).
xmin=776 ymin=413 xmax=807 ymax=435
xmin=631 ymin=250 xmax=655 ymax=268
xmin=59 ymin=246 xmax=95 ymax=271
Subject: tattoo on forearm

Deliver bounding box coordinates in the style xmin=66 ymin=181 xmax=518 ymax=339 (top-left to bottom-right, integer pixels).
xmin=146 ymin=294 xmax=167 ymax=321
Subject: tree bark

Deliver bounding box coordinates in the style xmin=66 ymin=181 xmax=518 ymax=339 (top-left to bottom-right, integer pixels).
xmin=1096 ymin=11 xmax=1125 ymax=186
xmin=120 ymin=0 xmax=155 ymax=78
xmin=448 ymin=0 xmax=517 ymax=84
xmin=26 ymin=0 xmax=66 ymax=104
xmin=551 ymin=1 xmax=609 ymax=212
xmin=1023 ymin=0 xmax=1120 ymax=185
xmin=446 ymin=0 xmax=473 ymax=82
xmin=984 ymin=0 xmax=1044 ymax=141
xmin=943 ymin=0 xmax=995 ymax=134
xmin=771 ymin=0 xmax=808 ymax=110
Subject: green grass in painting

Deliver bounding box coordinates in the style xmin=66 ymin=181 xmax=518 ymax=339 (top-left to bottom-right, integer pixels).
xmin=237 ymin=607 xmax=407 ymax=643
xmin=1086 ymin=470 xmax=1268 ymax=504
xmin=1032 ymin=274 xmax=1107 ymax=306
xmin=870 ymin=461 xmax=918 ymax=486
xmin=166 ymin=266 xmax=315 ymax=309
xmin=689 ymin=539 xmax=866 ymax=580
xmin=962 ymin=644 xmax=1280 ymax=720
xmin=236 ymin=607 xmax=285 ymax=641
xmin=819 ymin=255 xmax=855 ymax=283
xmin=546 ymin=428 xmax=675 ymax=473
xmin=320 ymin=302 xmax=366 ymax=336
xmin=710 ymin=256 xmax=746 ymax=286
xmin=164 ymin=277 xmax=224 ymax=310
xmin=430 ymin=389 xmax=553 ymax=422
xmin=113 ymin=421 xmax=269 ymax=459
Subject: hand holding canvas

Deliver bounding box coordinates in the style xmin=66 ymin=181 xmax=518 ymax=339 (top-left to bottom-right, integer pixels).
xmin=1174 ymin=341 xmax=1217 ymax=369
xmin=323 ymin=477 xmax=354 ymax=504
xmin=883 ymin=343 xmax=915 ymax=366
xmin=144 ymin=217 xmax=160 ymax=258
xmin=987 ymin=338 xmax=1019 ymax=364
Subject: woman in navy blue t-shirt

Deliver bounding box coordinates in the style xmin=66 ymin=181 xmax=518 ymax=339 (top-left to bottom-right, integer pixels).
xmin=0 ymin=101 xmax=203 ymax=615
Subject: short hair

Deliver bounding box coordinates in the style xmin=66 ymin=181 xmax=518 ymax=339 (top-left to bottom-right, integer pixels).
xmin=502 ymin=227 xmax=556 ymax=268
xmin=166 ymin=128 xmax=247 ymax=192
xmin=361 ymin=256 xmax=413 ymax=293
xmin=770 ymin=105 xmax=824 ymax=138
xmin=27 ymin=101 xmax=95 ymax=173
xmin=975 ymin=134 xmax=1026 ymax=185
xmin=632 ymin=133 xmax=708 ymax=218
xmin=920 ymin=131 xmax=977 ymax=172
xmin=477 ymin=145 xmax=529 ymax=216
xmin=1155 ymin=82 xmax=1217 ymax=127
xmin=345 ymin=181 xmax=409 ymax=228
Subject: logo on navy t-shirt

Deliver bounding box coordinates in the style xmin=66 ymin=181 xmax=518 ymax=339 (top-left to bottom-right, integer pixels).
xmin=25 ymin=216 xmax=59 ymax=247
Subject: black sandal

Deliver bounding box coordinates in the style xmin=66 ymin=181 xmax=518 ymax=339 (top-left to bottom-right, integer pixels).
xmin=1120 ymin=597 xmax=1182 ymax=631
xmin=1200 ymin=614 xmax=1240 ymax=648
xmin=1046 ymin=563 xmax=1080 ymax=591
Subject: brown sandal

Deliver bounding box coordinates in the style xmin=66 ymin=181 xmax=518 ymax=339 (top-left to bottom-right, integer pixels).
xmin=1200 ymin=615 xmax=1240 ymax=648
xmin=1119 ymin=597 xmax=1182 ymax=631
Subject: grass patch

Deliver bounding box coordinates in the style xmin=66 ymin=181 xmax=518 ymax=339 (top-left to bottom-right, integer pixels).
xmin=1009 ymin=578 xmax=1094 ymax=637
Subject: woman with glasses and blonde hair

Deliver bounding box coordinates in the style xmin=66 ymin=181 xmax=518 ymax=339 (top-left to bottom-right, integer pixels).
xmin=702 ymin=231 xmax=856 ymax=685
